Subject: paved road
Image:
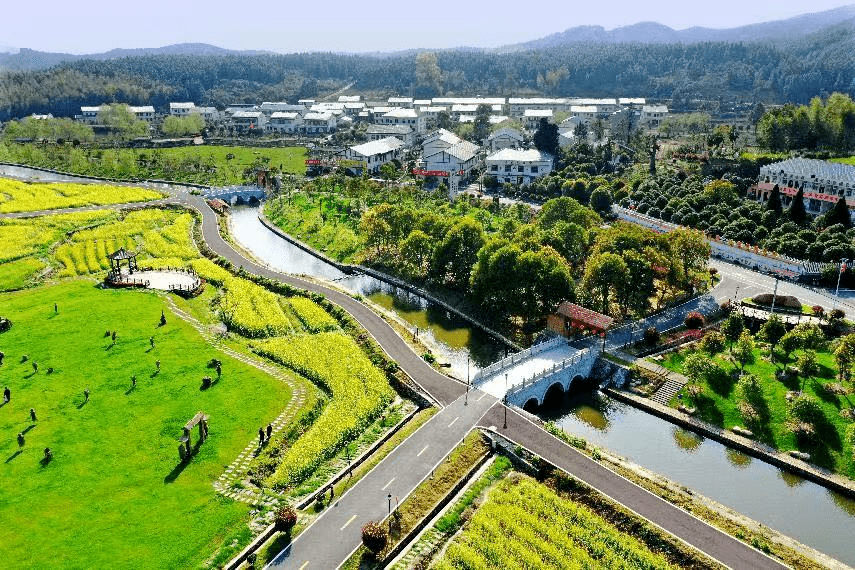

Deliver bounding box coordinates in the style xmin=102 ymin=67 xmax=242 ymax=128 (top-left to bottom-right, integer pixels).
xmin=480 ymin=405 xmax=787 ymax=570
xmin=268 ymin=391 xmax=497 ymax=569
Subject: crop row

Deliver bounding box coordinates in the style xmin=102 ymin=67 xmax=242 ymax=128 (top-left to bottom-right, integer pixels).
xmin=253 ymin=332 xmax=394 ymax=488
xmin=286 ymin=296 xmax=339 ymax=332
xmin=0 ymin=210 xmax=115 ymax=264
xmin=0 ymin=178 xmax=162 ymax=214
xmin=434 ymin=477 xmax=671 ymax=570
xmin=218 ymin=277 xmax=295 ymax=337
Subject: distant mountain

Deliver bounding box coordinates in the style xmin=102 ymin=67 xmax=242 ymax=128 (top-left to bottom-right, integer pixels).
xmin=0 ymin=43 xmax=273 ymax=71
xmin=496 ymin=4 xmax=855 ymax=52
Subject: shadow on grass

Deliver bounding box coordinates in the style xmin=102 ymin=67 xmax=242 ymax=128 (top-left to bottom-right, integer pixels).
xmin=5 ymin=450 xmax=22 ymax=463
xmin=150 ymin=370 xmax=160 ymax=378
xmin=22 ymin=424 xmax=35 ymax=435
xmin=77 ymin=399 xmax=89 ymax=409
xmin=164 ymin=440 xmax=202 ymax=484
xmin=124 ymin=385 xmax=136 ymax=395
xmin=812 ymin=380 xmax=842 ymax=408
xmin=104 ymin=343 xmax=115 ymax=351
xmin=708 ymin=369 xmax=736 ymax=398
xmin=692 ymin=393 xmax=724 ymax=427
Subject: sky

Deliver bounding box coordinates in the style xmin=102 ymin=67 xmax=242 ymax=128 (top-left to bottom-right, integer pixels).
xmin=3 ymin=0 xmax=853 ymax=54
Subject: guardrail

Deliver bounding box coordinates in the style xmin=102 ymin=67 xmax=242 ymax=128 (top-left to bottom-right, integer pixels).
xmin=505 ymin=348 xmax=592 ymax=398
xmin=472 ymin=337 xmax=563 ymax=383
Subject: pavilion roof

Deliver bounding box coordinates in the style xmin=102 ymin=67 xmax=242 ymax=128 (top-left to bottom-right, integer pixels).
xmin=108 ymin=247 xmax=137 ymax=261
xmin=554 ymin=301 xmax=614 ymax=331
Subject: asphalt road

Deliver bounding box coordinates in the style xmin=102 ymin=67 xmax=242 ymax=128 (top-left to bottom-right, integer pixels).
xmin=267 ymin=391 xmax=497 ymax=570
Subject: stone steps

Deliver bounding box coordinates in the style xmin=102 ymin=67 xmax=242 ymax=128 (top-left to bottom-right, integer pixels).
xmin=651 ymin=378 xmax=685 ymax=405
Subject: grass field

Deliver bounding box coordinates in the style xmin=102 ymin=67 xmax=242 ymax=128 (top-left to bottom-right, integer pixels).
xmin=0 ymin=178 xmax=163 ymax=214
xmin=661 ymin=345 xmax=855 ymax=478
xmin=0 ymin=142 xmax=307 ymax=185
xmin=0 ymin=280 xmax=292 ymax=569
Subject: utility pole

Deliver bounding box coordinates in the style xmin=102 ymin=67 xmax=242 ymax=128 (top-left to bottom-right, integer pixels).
xmin=465 ymin=355 xmax=469 ymax=406
xmin=769 ymin=275 xmax=779 ymax=316
xmin=834 ymin=258 xmax=848 ymax=312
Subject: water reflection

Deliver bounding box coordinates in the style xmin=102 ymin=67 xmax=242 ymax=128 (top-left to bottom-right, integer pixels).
xmin=673 ymin=427 xmax=704 ymax=453
xmin=541 ymin=390 xmax=855 ymax=566
xmin=777 ymin=470 xmax=805 ymax=488
xmin=725 ymin=448 xmax=752 ymax=468
xmin=227 ymin=205 xmax=505 ymax=377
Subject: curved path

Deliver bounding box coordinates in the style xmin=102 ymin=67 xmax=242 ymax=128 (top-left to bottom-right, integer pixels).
xmin=0 ymin=169 xmax=787 ymax=569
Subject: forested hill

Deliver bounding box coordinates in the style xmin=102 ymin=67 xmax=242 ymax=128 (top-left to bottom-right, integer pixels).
xmin=1 ymin=23 xmax=853 ymax=121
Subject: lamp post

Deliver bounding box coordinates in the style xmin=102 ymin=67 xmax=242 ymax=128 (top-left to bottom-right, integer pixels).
xmin=387 ymin=493 xmax=392 ymax=514
xmin=834 ymin=258 xmax=848 ymax=311
xmin=465 ymin=355 xmax=469 ymax=406
xmin=503 ymin=373 xmax=508 ymax=429
xmin=769 ymin=274 xmax=779 ymax=316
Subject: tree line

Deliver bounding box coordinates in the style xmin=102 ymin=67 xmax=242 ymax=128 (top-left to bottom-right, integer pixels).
xmin=1 ymin=25 xmax=853 ymax=120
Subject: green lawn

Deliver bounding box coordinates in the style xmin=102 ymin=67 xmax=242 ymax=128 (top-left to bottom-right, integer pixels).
xmin=661 ymin=345 xmax=855 ymax=478
xmin=830 ymin=156 xmax=855 ymax=166
xmin=0 ymin=142 xmax=307 ymax=185
xmin=0 ymin=280 xmax=291 ymax=569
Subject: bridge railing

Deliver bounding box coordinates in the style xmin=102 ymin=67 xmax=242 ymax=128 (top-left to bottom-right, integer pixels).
xmin=472 ymin=337 xmax=564 ymax=383
xmin=504 ymin=348 xmax=593 ymax=399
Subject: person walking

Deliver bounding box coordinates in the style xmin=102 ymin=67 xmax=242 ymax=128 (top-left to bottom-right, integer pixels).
xmin=258 ymin=426 xmax=265 ymax=446
xmin=3 ymin=386 xmax=10 ymax=403
xmin=266 ymin=423 xmax=273 ymax=440
xmin=30 ymin=408 xmax=37 ymax=422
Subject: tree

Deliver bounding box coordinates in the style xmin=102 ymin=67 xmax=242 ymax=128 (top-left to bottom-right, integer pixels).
xmin=581 ymin=252 xmax=628 ymax=315
xmin=733 ymin=331 xmax=756 ymax=372
xmin=721 ymin=312 xmax=744 ymax=351
xmin=766 ymin=184 xmax=783 ymax=216
xmin=588 ymin=188 xmax=612 ymax=216
xmin=779 ymin=330 xmax=802 ymax=363
xmin=472 ymin=104 xmax=491 ymax=144
xmin=572 ymin=121 xmax=588 ymax=140
xmin=436 ymin=110 xmax=453 ymax=131
xmin=683 ymin=352 xmax=717 ymax=384
xmin=787 ymin=188 xmax=807 ymax=225
xmin=97 ymin=103 xmax=148 ymax=139
xmin=759 ymin=315 xmax=787 ymax=363
xmin=533 ymin=118 xmax=559 ymax=157
xmin=796 ymin=350 xmax=818 ymax=389
xmin=379 ymin=162 xmax=398 ymax=181
xmin=699 ymin=330 xmax=726 ymax=355
xmin=161 ymin=114 xmax=205 ymax=137
xmin=537 ymin=197 xmax=600 ymax=230
xmin=400 ymin=230 xmax=434 ymax=276
xmin=834 ymin=333 xmax=855 ymax=381
xmin=414 ymin=51 xmax=443 ymax=96
xmin=825 ymin=197 xmax=852 ymax=229
xmin=361 ymin=521 xmax=388 ymax=556
xmin=431 ymin=218 xmax=486 ymax=289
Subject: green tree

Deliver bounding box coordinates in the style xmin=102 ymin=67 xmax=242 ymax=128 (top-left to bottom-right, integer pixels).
xmin=581 ymin=252 xmax=628 ymax=315
xmin=431 ymin=217 xmax=486 ymax=289
xmin=758 ymin=314 xmax=787 ymax=363
xmin=533 ymin=118 xmax=559 ymax=157
xmin=588 ymin=188 xmax=612 ymax=216
xmin=796 ymin=350 xmax=818 ymax=389
xmin=766 ymin=184 xmax=783 ymax=216
xmin=400 ymin=229 xmax=434 ymax=276
xmin=824 ymin=197 xmax=852 ymax=229
xmin=779 ymin=330 xmax=802 ymax=363
xmin=721 ymin=312 xmax=745 ymax=351
xmin=414 ymin=51 xmax=443 ymax=96
xmin=472 ymin=104 xmax=492 ymax=144
xmin=537 ymin=197 xmax=600 ymax=230
xmin=97 ymin=103 xmax=148 ymax=139
xmin=787 ymin=188 xmax=807 ymax=225
xmin=161 ymin=114 xmax=205 ymax=137
xmin=699 ymin=330 xmax=726 ymax=355
xmin=733 ymin=330 xmax=756 ymax=372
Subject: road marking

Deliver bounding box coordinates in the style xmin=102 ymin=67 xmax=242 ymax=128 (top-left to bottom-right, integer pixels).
xmin=340 ymin=514 xmax=357 ymax=531
xmin=417 ymin=445 xmax=429 ymax=457
xmin=477 ymin=392 xmax=488 ymax=401
xmin=382 ymin=477 xmax=395 ymax=490
xmin=298 ymin=562 xmax=309 ymax=570
xmin=448 ymin=416 xmax=459 ymax=428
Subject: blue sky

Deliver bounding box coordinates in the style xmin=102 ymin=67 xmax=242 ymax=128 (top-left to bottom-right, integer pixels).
xmin=5 ymin=0 xmax=853 ymax=54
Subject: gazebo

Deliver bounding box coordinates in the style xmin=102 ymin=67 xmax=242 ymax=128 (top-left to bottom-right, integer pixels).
xmin=107 ymin=248 xmax=139 ymax=276
xmin=547 ymin=301 xmax=614 ymax=338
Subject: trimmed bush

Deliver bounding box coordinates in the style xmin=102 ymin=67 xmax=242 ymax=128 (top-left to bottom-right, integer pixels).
xmin=361 ymin=520 xmax=388 ymax=555
xmin=643 ymin=326 xmax=659 ymax=346
xmin=274 ymin=506 xmax=298 ymax=531
xmin=684 ymin=311 xmax=705 ymax=329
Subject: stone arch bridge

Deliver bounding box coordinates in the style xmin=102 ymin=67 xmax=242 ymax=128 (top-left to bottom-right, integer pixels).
xmin=205 ymin=185 xmax=267 ymax=205
xmin=472 ymin=336 xmax=600 ymax=410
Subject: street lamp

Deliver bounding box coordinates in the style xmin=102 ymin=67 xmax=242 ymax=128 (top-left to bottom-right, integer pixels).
xmin=387 ymin=493 xmax=392 ymax=514
xmin=503 ymin=373 xmax=508 ymax=429
xmin=465 ymin=355 xmax=469 ymax=406
xmin=834 ymin=258 xmax=848 ymax=311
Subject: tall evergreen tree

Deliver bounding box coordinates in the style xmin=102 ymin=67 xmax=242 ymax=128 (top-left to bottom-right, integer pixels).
xmin=787 ymin=188 xmax=807 ymax=225
xmin=533 ymin=118 xmax=559 ymax=157
xmin=826 ymin=197 xmax=852 ymax=229
xmin=766 ymin=184 xmax=782 ymax=215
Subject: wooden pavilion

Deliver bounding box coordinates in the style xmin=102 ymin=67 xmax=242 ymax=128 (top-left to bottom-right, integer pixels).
xmin=547 ymin=301 xmax=614 ymax=338
xmin=107 ymin=248 xmax=139 ymax=276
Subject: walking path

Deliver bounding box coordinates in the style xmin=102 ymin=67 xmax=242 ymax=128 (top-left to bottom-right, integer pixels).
xmin=0 ymin=165 xmax=791 ymax=570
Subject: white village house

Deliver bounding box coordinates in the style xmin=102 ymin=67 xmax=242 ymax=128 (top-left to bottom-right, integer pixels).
xmin=486 ymin=128 xmax=524 ymax=152
xmin=343 ymin=137 xmax=406 ymax=174
xmin=422 ymin=140 xmax=480 ymax=193
xmin=302 ymin=112 xmax=337 ymax=134
xmin=266 ymin=112 xmax=303 ymax=134
xmin=485 ymin=148 xmax=553 ymax=185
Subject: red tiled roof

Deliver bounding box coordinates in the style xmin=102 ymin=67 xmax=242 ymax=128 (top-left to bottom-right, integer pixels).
xmin=554 ymin=301 xmax=614 ymax=331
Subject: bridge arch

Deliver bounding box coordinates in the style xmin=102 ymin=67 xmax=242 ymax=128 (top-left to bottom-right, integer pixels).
xmin=523 ymin=398 xmax=540 ymax=412
xmin=543 ymin=382 xmax=565 ymax=406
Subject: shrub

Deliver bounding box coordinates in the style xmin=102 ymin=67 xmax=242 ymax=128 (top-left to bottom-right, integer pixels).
xmin=643 ymin=326 xmax=659 ymax=346
xmin=699 ymin=331 xmax=725 ymax=354
xmin=684 ymin=311 xmax=705 ymax=329
xmin=830 ymin=308 xmax=845 ymax=320
xmin=812 ymin=305 xmax=824 ymax=317
xmin=361 ymin=520 xmax=388 ymax=555
xmin=274 ymin=506 xmax=298 ymax=531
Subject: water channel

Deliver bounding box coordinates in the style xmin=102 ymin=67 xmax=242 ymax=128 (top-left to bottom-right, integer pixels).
xmin=229 ymin=203 xmax=855 ymax=567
